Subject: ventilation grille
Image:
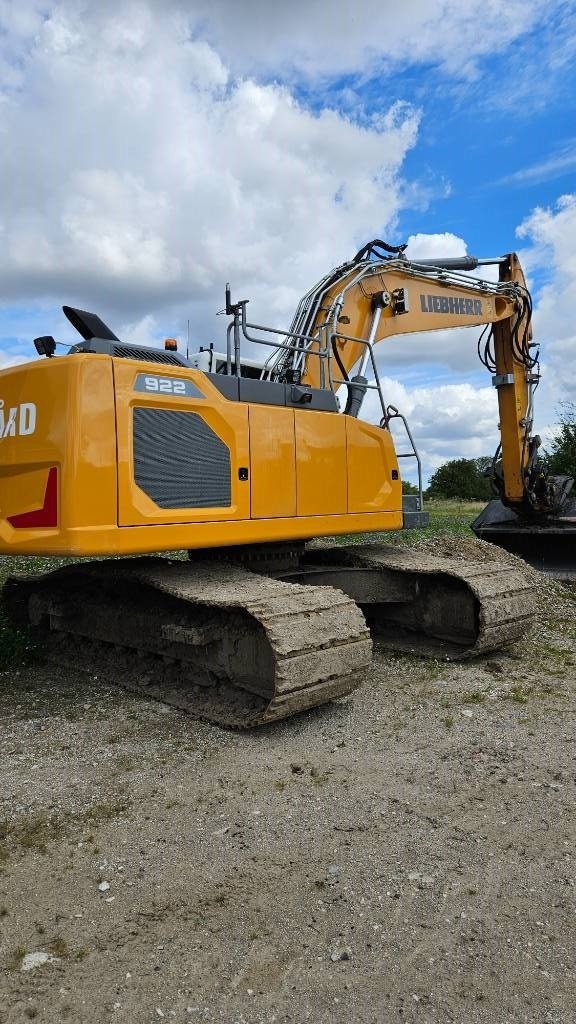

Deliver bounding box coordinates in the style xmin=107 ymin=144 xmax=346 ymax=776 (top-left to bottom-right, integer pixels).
xmin=133 ymin=407 xmax=231 ymax=509
xmin=114 ymin=344 xmax=182 ymax=366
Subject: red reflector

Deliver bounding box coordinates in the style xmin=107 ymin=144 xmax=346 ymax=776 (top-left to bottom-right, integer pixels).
xmin=8 ymin=467 xmax=58 ymax=529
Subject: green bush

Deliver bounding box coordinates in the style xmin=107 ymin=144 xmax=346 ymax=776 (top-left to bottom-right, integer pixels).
xmin=427 ymin=457 xmax=493 ymax=501
xmin=545 ymin=402 xmax=576 ymax=479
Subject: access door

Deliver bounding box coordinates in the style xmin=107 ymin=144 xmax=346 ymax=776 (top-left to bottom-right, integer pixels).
xmin=114 ymin=363 xmax=250 ymax=526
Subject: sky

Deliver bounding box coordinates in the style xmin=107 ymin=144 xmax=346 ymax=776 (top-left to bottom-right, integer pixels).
xmin=1 ymin=0 xmax=576 ymax=484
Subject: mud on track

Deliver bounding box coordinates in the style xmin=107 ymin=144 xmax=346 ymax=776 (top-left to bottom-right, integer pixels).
xmin=0 ymin=567 xmax=575 ymax=1023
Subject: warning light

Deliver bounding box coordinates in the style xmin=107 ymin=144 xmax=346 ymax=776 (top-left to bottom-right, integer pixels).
xmin=164 ymin=338 xmax=178 ymax=351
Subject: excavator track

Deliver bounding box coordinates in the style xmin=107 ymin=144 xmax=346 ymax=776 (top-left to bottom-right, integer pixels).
xmin=3 ymin=559 xmax=371 ymax=729
xmin=283 ymin=544 xmax=538 ymax=659
xmin=3 ymin=543 xmax=538 ymax=729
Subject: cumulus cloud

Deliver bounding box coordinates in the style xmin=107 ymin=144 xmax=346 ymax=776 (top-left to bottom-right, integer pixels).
xmin=0 ymin=0 xmax=420 ymax=334
xmin=185 ymin=0 xmax=544 ymax=82
xmin=361 ymin=376 xmax=498 ymax=483
xmin=1 ymin=1 xmax=573 ymax=489
xmin=516 ymin=194 xmax=576 ymax=436
xmin=405 ymin=232 xmax=467 ymax=261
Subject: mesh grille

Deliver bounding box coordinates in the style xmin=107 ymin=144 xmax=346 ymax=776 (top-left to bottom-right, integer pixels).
xmin=133 ymin=408 xmax=231 ymax=509
xmin=114 ymin=344 xmax=182 ymax=365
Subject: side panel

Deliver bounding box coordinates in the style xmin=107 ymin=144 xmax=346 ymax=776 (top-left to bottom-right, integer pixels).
xmin=345 ymin=418 xmax=400 ymax=514
xmin=114 ymin=363 xmax=250 ymax=526
xmin=294 ymin=410 xmax=347 ymax=516
xmin=249 ymin=406 xmax=296 ymax=519
xmin=64 ymin=359 xmax=118 ymax=531
xmin=0 ymin=357 xmax=117 ymax=532
xmin=0 ymin=357 xmax=404 ymax=555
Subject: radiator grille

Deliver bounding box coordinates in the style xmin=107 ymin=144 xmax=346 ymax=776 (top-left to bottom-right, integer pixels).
xmin=133 ymin=407 xmax=231 ymax=509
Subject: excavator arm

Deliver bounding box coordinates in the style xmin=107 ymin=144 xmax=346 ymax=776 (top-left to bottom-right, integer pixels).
xmin=272 ymin=242 xmax=562 ymax=520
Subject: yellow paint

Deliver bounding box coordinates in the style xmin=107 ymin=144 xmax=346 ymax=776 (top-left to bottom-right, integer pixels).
xmin=249 ymin=406 xmax=296 ymax=518
xmin=0 ymin=357 xmax=116 ymax=531
xmin=0 ymin=508 xmax=404 ymax=556
xmin=294 ymin=409 xmax=347 ymax=516
xmin=113 ymin=362 xmax=250 ymax=526
xmin=0 ymin=352 xmax=402 ymax=554
xmin=0 ymin=248 xmax=535 ymax=554
xmin=0 ymin=465 xmax=48 ymax=519
xmin=301 ymin=268 xmax=517 ymax=389
xmin=492 ymin=254 xmax=531 ymax=502
xmin=346 ymin=418 xmax=401 ymax=513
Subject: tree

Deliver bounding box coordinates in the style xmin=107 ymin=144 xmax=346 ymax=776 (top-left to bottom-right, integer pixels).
xmin=401 ymin=479 xmax=419 ymax=495
xmin=427 ymin=458 xmax=493 ymax=501
xmin=545 ymin=402 xmax=576 ymax=479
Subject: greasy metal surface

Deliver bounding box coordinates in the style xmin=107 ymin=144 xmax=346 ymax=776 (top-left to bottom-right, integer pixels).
xmin=297 ymin=544 xmax=538 ymax=659
xmin=4 ymin=559 xmax=371 ymax=729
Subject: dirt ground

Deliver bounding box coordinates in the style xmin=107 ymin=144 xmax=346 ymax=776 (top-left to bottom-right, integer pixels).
xmin=1 ymin=560 xmax=576 ymax=1024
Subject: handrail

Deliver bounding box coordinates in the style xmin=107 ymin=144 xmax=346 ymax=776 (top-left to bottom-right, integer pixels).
xmin=385 ymin=405 xmax=424 ymax=511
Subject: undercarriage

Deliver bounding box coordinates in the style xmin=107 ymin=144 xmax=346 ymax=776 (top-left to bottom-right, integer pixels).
xmin=3 ymin=542 xmax=538 ymax=728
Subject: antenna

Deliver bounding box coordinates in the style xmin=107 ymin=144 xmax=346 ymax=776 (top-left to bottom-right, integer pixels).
xmin=187 ymin=318 xmax=190 ymax=360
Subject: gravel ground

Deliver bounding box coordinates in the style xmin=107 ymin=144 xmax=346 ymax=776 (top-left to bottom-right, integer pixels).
xmin=0 ymin=556 xmax=575 ymax=1024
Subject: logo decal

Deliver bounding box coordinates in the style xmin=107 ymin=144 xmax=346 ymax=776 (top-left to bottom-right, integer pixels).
xmin=0 ymin=401 xmax=36 ymax=440
xmin=134 ymin=374 xmax=204 ymax=398
xmin=420 ymin=294 xmax=483 ymax=316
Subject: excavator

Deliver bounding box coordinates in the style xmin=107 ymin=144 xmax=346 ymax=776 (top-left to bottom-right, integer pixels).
xmin=0 ymin=240 xmax=566 ymax=727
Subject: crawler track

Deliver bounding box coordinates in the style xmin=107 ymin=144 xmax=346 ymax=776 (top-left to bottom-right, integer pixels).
xmin=4 ymin=559 xmax=371 ymax=728
xmin=3 ymin=544 xmax=538 ymax=728
xmin=288 ymin=544 xmax=538 ymax=659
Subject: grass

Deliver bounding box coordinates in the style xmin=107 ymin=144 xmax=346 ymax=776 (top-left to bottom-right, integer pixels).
xmin=332 ymin=499 xmax=487 ymax=549
xmin=48 ymin=935 xmax=68 ymax=957
xmin=509 ymin=685 xmax=531 ymax=704
xmin=505 ymin=682 xmax=564 ymax=704
xmin=82 ymin=799 xmax=131 ymax=823
xmin=0 ymin=813 xmax=63 ymax=855
xmin=0 ymin=799 xmax=132 ymax=862
xmin=462 ymin=690 xmax=487 ymax=705
xmin=6 ymin=945 xmax=26 ymax=971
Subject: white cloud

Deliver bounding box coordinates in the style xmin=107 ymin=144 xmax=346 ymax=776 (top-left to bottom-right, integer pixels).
xmin=361 ymin=376 xmax=498 ymax=484
xmin=498 ymin=143 xmax=576 ymax=187
xmin=0 ymin=1 xmax=420 ymax=333
xmin=516 ymin=194 xmax=576 ymax=432
xmin=0 ymin=1 xmax=573 ymax=491
xmin=405 ymin=232 xmax=467 ymax=260
xmin=186 ymin=0 xmax=544 ymax=82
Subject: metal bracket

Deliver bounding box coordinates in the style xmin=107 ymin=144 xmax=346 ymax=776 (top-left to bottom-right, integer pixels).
xmin=492 ymin=373 xmax=515 ymax=388
xmin=391 ymin=288 xmax=409 ymax=315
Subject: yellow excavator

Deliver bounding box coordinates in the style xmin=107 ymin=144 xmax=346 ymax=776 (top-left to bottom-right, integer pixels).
xmin=0 ymin=239 xmax=566 ymax=727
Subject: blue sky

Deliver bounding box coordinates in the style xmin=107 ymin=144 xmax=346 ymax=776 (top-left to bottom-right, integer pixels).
xmin=1 ymin=0 xmax=575 ymax=482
